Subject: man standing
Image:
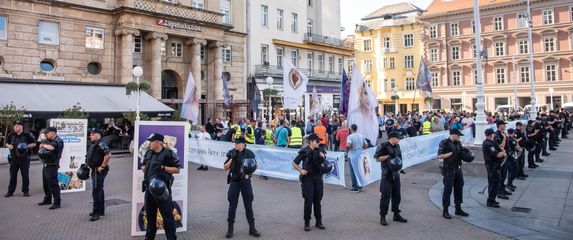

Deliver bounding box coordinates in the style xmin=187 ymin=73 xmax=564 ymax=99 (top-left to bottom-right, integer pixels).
xmin=223 ymin=136 xmax=260 ymax=238
xmin=494 ymin=120 xmax=512 ymax=199
xmin=421 ymin=117 xmax=432 ymax=135
xmin=526 ymin=120 xmax=540 ymax=168
xmin=514 ymin=122 xmax=528 ymax=179
xmin=205 ymin=118 xmax=216 ymax=140
xmin=483 ymin=128 xmax=506 ymax=208
xmin=215 ymin=118 xmax=225 ymax=141
xmin=195 ymin=126 xmax=212 ymax=171
xmin=141 ymin=133 xmax=181 ymax=240
xmin=85 ymin=128 xmax=111 ymax=221
xmin=346 ymin=124 xmax=367 ymax=192
xmin=437 ymin=129 xmax=469 ymax=219
xmin=273 ymin=119 xmax=291 ymax=148
xmin=336 ymin=122 xmax=350 ymax=152
xmin=314 ymin=121 xmax=328 ymax=150
xmin=254 ymin=122 xmax=266 ymax=145
xmin=288 ymin=123 xmax=304 ymax=149
xmin=245 ymin=119 xmax=256 ymax=144
xmin=374 ymin=132 xmax=408 ymax=226
xmin=37 ymin=127 xmax=64 ymax=209
xmin=5 ymin=120 xmax=36 ymax=197
xmin=431 ymin=115 xmax=445 ymax=133
xmin=292 ymin=134 xmax=327 ymax=231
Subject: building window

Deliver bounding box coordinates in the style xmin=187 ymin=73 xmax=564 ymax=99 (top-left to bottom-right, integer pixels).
xmin=38 ymin=21 xmax=59 ymax=45
xmin=494 ymin=17 xmax=503 ymax=31
xmin=471 ymin=20 xmax=476 ymax=33
xmin=404 ymin=55 xmax=414 ymax=68
xmin=307 ymin=51 xmax=313 ymax=70
xmin=160 ymin=40 xmax=167 ymax=56
xmin=261 ymin=45 xmax=268 ymax=65
xmin=277 ymin=9 xmax=284 ymax=30
xmin=430 ymin=48 xmax=438 ymax=62
xmin=518 ymin=39 xmax=528 ymax=54
xmin=452 ymin=71 xmax=461 ymax=86
xmin=496 ymin=68 xmax=506 ymax=84
xmin=571 ymin=6 xmax=573 ymax=22
xmin=494 ymin=41 xmax=505 ymax=56
xmin=383 ymin=37 xmax=391 ymax=50
xmin=87 ymin=62 xmax=102 ymax=75
xmin=276 ymin=47 xmax=283 ymax=67
xmin=171 ymin=42 xmax=182 ymax=57
xmin=85 ymin=27 xmax=104 ymax=49
xmin=291 ymin=50 xmax=298 ymax=66
xmin=390 ymin=79 xmax=396 ymax=90
xmin=0 ymin=16 xmax=6 ymax=39
xmin=348 ymin=61 xmax=353 ymax=75
xmin=405 ymin=78 xmax=415 ymax=91
xmin=545 ymin=64 xmax=557 ymax=81
xmin=363 ymin=39 xmax=372 ymax=51
xmin=517 ymin=13 xmax=527 ymax=28
xmin=261 ymin=5 xmax=268 ymax=26
xmin=431 ymin=72 xmax=439 ymax=87
xmin=134 ymin=35 xmax=142 ymax=53
xmin=389 ymin=57 xmax=395 ymax=69
xmin=520 ymin=66 xmax=530 ymax=83
xmin=451 ymin=98 xmax=462 ymax=110
xmin=291 ymin=13 xmax=298 ymax=33
xmin=338 ymin=57 xmax=343 ymax=73
xmin=222 ymin=47 xmax=232 ymax=62
xmin=544 ymin=37 xmax=555 ymax=52
xmin=403 ymin=34 xmax=413 ymax=47
xmin=328 ymin=55 xmax=334 ymax=73
xmin=473 ymin=69 xmax=479 ymax=84
xmin=307 ymin=18 xmax=313 ymax=35
xmin=383 ymin=58 xmax=388 ymax=69
xmin=220 ymin=8 xmax=231 ymax=24
xmin=40 ymin=59 xmax=56 ymax=73
xmin=451 ymin=46 xmax=460 ymax=60
xmin=308 ymin=0 xmax=313 ymax=7
xmin=450 ymin=23 xmax=459 ymax=36
xmin=429 ymin=25 xmax=437 ymax=39
xmin=200 ymin=45 xmax=205 ymax=60
xmin=192 ymin=0 xmax=204 ymax=9
xmin=543 ymin=9 xmax=554 ymax=25
xmin=363 ymin=59 xmax=372 ymax=72
xmin=318 ymin=54 xmax=324 ymax=72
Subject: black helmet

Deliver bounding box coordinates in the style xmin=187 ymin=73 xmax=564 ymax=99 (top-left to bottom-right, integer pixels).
xmin=38 ymin=148 xmax=56 ymax=162
xmin=16 ymin=143 xmax=28 ymax=157
xmin=461 ymin=149 xmax=476 ymax=163
xmin=76 ymin=164 xmax=90 ymax=180
xmin=241 ymin=158 xmax=258 ymax=175
xmin=149 ymin=178 xmax=170 ymax=201
xmin=319 ymin=160 xmax=333 ymax=174
xmin=388 ymin=157 xmax=403 ymax=172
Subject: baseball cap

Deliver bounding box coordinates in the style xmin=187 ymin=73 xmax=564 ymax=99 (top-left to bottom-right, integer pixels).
xmin=388 ymin=132 xmax=401 ymax=139
xmin=14 ymin=120 xmax=24 ymax=126
xmin=45 ymin=127 xmax=57 ymax=133
xmin=90 ymin=128 xmax=103 ymax=135
xmin=484 ymin=128 xmax=495 ymax=136
xmin=449 ymin=128 xmax=464 ymax=136
xmin=146 ymin=133 xmax=165 ymax=142
xmin=307 ymin=133 xmax=322 ymax=142
xmin=234 ymin=136 xmax=247 ymax=144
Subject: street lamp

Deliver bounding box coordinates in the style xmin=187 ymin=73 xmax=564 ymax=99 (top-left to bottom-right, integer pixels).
xmin=132 ymin=66 xmax=144 ymax=121
xmin=472 ymin=0 xmax=487 ymax=145
xmin=462 ymin=92 xmax=467 ymax=111
xmin=526 ymin=0 xmax=537 ymax=119
xmin=549 ymin=88 xmax=554 ymax=111
xmin=265 ymin=76 xmax=274 ymax=123
xmin=392 ymin=88 xmax=398 ymax=115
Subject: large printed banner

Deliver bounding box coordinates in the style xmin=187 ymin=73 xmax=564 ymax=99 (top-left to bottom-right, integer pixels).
xmin=131 ymin=121 xmax=189 ymax=236
xmin=49 ymin=119 xmax=88 ymax=193
xmin=188 ymin=139 xmax=346 ymax=187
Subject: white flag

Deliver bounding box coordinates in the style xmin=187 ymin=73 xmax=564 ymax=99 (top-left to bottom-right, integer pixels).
xmin=309 ymin=87 xmax=321 ymax=116
xmin=347 ymin=63 xmax=379 ymax=143
xmin=283 ymin=57 xmax=309 ymax=109
xmin=180 ymin=72 xmax=200 ymax=125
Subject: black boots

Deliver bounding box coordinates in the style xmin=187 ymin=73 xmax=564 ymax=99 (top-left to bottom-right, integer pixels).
xmin=443 ymin=210 xmax=452 ymax=219
xmin=248 ymin=222 xmax=261 ymax=237
xmin=393 ymin=213 xmax=407 ymax=223
xmin=304 ymin=220 xmax=311 ymax=231
xmin=38 ymin=198 xmax=51 ymax=206
xmin=315 ymin=219 xmax=325 ymax=230
xmin=380 ymin=216 xmax=388 ymax=226
xmin=455 ymin=206 xmax=469 ymax=217
xmin=225 ymin=223 xmax=234 ymax=238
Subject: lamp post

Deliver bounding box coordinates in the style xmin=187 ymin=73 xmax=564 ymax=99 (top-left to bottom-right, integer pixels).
xmin=462 ymin=92 xmax=467 ymax=111
xmin=549 ymin=88 xmax=554 ymax=111
xmin=392 ymin=88 xmax=398 ymax=115
xmin=265 ymin=76 xmax=274 ymax=123
xmin=132 ymin=66 xmax=143 ymax=121
xmin=526 ymin=0 xmax=537 ymax=119
xmin=472 ymin=0 xmax=487 ymax=145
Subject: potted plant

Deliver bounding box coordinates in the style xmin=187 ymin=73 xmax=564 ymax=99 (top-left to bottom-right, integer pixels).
xmin=391 ymin=95 xmax=400 ymax=101
xmin=125 ymin=81 xmax=151 ymax=95
xmin=424 ymin=96 xmax=433 ymax=103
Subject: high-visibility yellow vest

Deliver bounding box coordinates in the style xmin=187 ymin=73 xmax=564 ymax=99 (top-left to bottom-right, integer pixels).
xmin=289 ymin=127 xmax=303 ymax=147
xmin=265 ymin=129 xmax=274 ymax=145
xmin=231 ymin=124 xmax=242 ymax=140
xmin=422 ymin=121 xmax=432 ymax=135
xmin=245 ymin=125 xmax=255 ymax=143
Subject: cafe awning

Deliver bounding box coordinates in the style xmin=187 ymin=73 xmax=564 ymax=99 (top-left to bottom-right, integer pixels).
xmin=0 ymin=80 xmax=174 ymax=118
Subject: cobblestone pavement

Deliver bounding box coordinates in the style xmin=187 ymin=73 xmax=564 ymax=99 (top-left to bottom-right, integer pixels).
xmin=0 ymin=149 xmax=508 ymax=240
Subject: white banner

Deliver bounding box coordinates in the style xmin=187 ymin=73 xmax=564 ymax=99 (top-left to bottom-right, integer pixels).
xmin=49 ymin=119 xmax=88 ymax=193
xmin=131 ymin=121 xmax=189 ymax=236
xmin=283 ymin=57 xmax=309 ymax=109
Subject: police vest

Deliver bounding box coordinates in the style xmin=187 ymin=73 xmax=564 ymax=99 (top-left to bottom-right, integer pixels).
xmin=289 ymin=127 xmax=303 ymax=147
xmin=265 ymin=129 xmax=274 ymax=145
xmin=422 ymin=121 xmax=432 ymax=134
xmin=231 ymin=124 xmax=242 ymax=140
xmin=86 ymin=140 xmax=110 ymax=167
xmin=245 ymin=125 xmax=255 ymax=143
xmin=314 ymin=126 xmax=328 ymax=145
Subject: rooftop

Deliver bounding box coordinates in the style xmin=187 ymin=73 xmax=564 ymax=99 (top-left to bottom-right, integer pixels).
xmin=423 ymin=0 xmax=516 ymax=17
xmin=361 ymin=2 xmax=423 ymax=21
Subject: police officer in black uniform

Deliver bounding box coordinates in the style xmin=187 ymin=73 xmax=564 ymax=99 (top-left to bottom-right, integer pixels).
xmin=538 ymin=116 xmax=550 ymax=157
xmin=503 ymin=128 xmax=520 ymax=192
xmin=37 ymin=127 xmax=64 ymax=209
xmin=4 ymin=120 xmax=36 ymax=197
xmin=437 ymin=129 xmax=469 ymax=219
xmin=224 ymin=136 xmax=261 ymax=238
xmin=515 ymin=122 xmax=528 ymax=179
xmin=86 ymin=128 xmax=111 ymax=221
xmin=374 ymin=132 xmax=407 ymax=226
xmin=494 ymin=120 xmax=512 ymax=199
xmin=292 ymin=133 xmax=327 ymax=232
xmin=141 ymin=133 xmax=181 ymax=240
xmin=483 ymin=128 xmax=506 ymax=208
xmin=525 ymin=120 xmax=540 ymax=168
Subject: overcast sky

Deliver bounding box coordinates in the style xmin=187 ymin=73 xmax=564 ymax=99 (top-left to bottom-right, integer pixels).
xmin=340 ymin=0 xmax=433 ymax=38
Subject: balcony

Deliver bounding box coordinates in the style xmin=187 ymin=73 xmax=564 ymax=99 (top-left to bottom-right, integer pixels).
xmin=304 ymin=33 xmax=343 ymax=48
xmin=254 ymin=65 xmax=341 ymax=82
xmin=118 ymin=0 xmax=224 ymax=26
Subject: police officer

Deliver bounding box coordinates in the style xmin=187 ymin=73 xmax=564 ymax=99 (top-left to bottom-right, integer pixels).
xmin=37 ymin=127 xmax=64 ymax=209
xmin=482 ymin=128 xmax=506 ymax=208
xmin=374 ymin=132 xmax=407 ymax=226
xmin=437 ymin=129 xmax=469 ymax=219
xmin=224 ymin=136 xmax=261 ymax=238
xmin=494 ymin=120 xmax=511 ymax=199
xmin=141 ymin=133 xmax=181 ymax=240
xmin=514 ymin=122 xmax=528 ymax=179
xmin=4 ymin=120 xmax=36 ymax=198
xmin=504 ymin=128 xmax=520 ymax=191
xmin=526 ymin=120 xmax=540 ymax=168
xmin=86 ymin=128 xmax=111 ymax=221
xmin=292 ymin=133 xmax=327 ymax=231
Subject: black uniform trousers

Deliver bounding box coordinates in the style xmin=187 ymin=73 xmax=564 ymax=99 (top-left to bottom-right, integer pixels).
xmin=42 ymin=165 xmax=60 ymax=203
xmin=90 ymin=167 xmax=108 ymax=215
xmin=541 ymin=136 xmax=549 ymax=154
xmin=227 ymin=178 xmax=255 ymax=224
xmin=379 ymin=173 xmax=401 ymax=216
xmin=500 ymin=159 xmax=517 ymax=190
xmin=442 ymin=167 xmax=463 ymax=208
xmin=517 ymin=150 xmax=526 ymax=176
xmin=301 ymin=175 xmax=323 ymax=221
xmin=8 ymin=156 xmax=30 ymax=194
xmin=485 ymin=164 xmax=500 ymax=204
xmin=144 ymin=189 xmax=177 ymax=240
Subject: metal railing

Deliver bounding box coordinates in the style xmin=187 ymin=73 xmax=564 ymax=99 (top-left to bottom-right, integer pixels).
xmin=118 ymin=0 xmax=224 ymax=25
xmin=304 ymin=33 xmax=343 ymax=47
xmin=254 ymin=65 xmax=342 ymax=82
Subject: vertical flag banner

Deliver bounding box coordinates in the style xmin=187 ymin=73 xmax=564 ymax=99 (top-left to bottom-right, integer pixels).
xmin=347 ymin=63 xmax=379 ymax=143
xmin=416 ymin=59 xmax=432 ymax=93
xmin=131 ymin=121 xmax=189 ymax=236
xmin=339 ymin=69 xmax=350 ymax=116
xmin=222 ymin=72 xmax=233 ymax=107
xmin=250 ymin=76 xmax=261 ymax=115
xmin=309 ymin=87 xmax=321 ymax=116
xmin=283 ymin=57 xmax=309 ymax=109
xmin=180 ymin=72 xmax=200 ymax=125
xmin=49 ymin=119 xmax=88 ymax=193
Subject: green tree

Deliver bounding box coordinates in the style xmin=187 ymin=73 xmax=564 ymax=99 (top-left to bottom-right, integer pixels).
xmin=122 ymin=112 xmax=149 ymax=123
xmin=0 ymin=102 xmax=26 ymax=145
xmin=60 ymin=103 xmax=88 ymax=119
